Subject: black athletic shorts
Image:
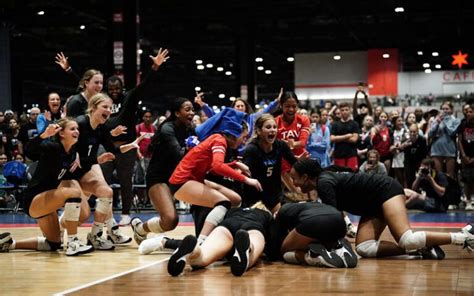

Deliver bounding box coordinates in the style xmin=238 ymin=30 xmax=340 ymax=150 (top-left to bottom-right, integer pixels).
xmin=278 ymin=202 xmax=346 ymax=243
xmin=219 ymin=208 xmax=271 ymax=239
xmin=379 ymin=178 xmax=405 ymax=205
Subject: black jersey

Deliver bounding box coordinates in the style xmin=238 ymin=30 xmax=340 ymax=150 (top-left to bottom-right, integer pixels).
xmin=66 ymin=93 xmax=88 ymax=118
xmin=146 ymin=121 xmax=194 ymax=184
xmin=317 ymin=171 xmax=403 ymax=216
xmin=25 ymin=136 xmax=77 ymax=195
xmin=242 ymin=139 xmax=297 ymax=209
xmin=75 ymin=115 xmax=116 ymax=171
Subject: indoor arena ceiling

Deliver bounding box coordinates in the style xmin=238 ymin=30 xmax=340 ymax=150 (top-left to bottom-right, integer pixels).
xmin=2 ymin=0 xmax=474 ymax=110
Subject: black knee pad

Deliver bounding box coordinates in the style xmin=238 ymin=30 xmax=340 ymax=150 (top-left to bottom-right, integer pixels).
xmin=215 ymin=200 xmax=231 ymax=210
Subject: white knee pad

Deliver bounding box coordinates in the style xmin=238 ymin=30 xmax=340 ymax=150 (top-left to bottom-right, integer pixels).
xmin=95 ymin=197 xmax=112 ymax=215
xmin=355 ymin=240 xmax=380 ymax=258
xmin=398 ymin=230 xmax=426 ymax=252
xmin=205 ymin=205 xmax=228 ymax=226
xmin=63 ymin=198 xmax=81 ymax=222
xmin=147 ymin=217 xmax=164 ymax=233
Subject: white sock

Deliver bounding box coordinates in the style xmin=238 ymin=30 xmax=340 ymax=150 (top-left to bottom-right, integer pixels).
xmin=283 ymin=251 xmax=299 ymax=264
xmin=68 ymin=235 xmax=78 ymax=243
xmin=106 ymin=218 xmax=117 ymax=233
xmin=197 ymin=234 xmax=207 ymax=245
xmin=344 ymin=215 xmax=352 ymax=226
xmin=147 ymin=217 xmax=163 ymax=234
xmin=450 ymin=232 xmax=466 ymax=245
xmin=9 ymin=240 xmax=16 ymax=250
xmin=91 ymin=222 xmax=104 ymax=236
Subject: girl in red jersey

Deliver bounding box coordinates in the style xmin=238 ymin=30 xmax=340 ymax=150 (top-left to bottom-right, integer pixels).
xmin=275 ymin=91 xmax=311 ymax=195
xmin=169 ymin=110 xmax=263 ymax=244
xmin=371 ymin=111 xmax=392 ymax=173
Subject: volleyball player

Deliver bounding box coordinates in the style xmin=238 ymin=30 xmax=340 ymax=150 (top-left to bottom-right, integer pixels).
xmin=131 ymin=97 xmax=195 ymax=253
xmin=0 ymin=119 xmax=92 ymax=256
xmin=242 ymin=114 xmax=297 ymax=213
xmin=290 ymin=158 xmax=474 ymax=259
xmin=167 ymin=207 xmax=272 ymax=277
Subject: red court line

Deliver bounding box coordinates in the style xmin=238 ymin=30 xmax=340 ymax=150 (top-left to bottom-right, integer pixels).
xmin=0 ymin=222 xmax=195 ymax=228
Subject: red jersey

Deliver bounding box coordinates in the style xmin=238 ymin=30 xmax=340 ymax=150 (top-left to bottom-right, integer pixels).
xmin=276 ymin=114 xmax=311 ymax=172
xmin=136 ymin=123 xmax=156 ymax=158
xmin=372 ymin=127 xmax=391 ymax=158
xmin=169 ymin=134 xmax=246 ymax=185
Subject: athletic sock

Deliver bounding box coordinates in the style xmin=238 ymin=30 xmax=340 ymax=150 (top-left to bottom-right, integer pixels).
xmin=91 ymin=222 xmax=104 ymax=236
xmin=450 ymin=232 xmax=466 ymax=245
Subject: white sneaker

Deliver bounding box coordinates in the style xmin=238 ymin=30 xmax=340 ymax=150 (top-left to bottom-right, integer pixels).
xmin=118 ymin=215 xmax=132 ymax=226
xmin=107 ymin=226 xmax=132 ymax=245
xmin=131 ymin=217 xmax=147 ymax=245
xmin=462 ymin=223 xmax=474 ymax=252
xmin=0 ymin=232 xmax=13 ymax=252
xmin=346 ymin=224 xmax=357 ymax=238
xmin=465 ymin=202 xmax=474 ymax=211
xmin=139 ymin=234 xmax=171 ymax=255
xmin=66 ymin=237 xmax=94 ymax=256
xmin=87 ymin=232 xmax=115 ymax=250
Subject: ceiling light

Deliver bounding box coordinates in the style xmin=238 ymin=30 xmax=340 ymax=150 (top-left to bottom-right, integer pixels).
xmin=257 ymin=66 xmax=264 ymax=71
xmin=195 ymin=86 xmax=201 ymax=92
xmin=217 ymin=67 xmax=224 ymax=72
xmin=225 ymin=71 xmax=232 ymax=76
xmin=137 ymin=49 xmax=143 ymax=54
xmin=394 ymin=7 xmax=404 ymax=13
xmin=424 ymin=69 xmax=432 ymax=74
xmin=195 ymin=60 xmax=203 ymax=64
xmin=229 ymin=97 xmax=236 ymax=101
xmin=382 ymin=53 xmax=390 ymax=59
xmin=423 ymin=63 xmax=430 ymax=68
xmin=417 ymin=51 xmax=423 ymax=55
xmin=255 ymin=57 xmax=263 ymax=62
xmin=333 ymin=55 xmax=341 ymax=60
xmin=80 ymin=25 xmax=86 ymax=30
xmin=265 ymin=70 xmax=272 ymax=74
xmin=435 ymin=64 xmax=441 ymax=69
xmin=197 ymin=65 xmax=205 ymax=70
xmin=432 ymin=52 xmax=439 ymax=57
xmin=37 ymin=11 xmax=45 ymax=15
xmin=287 ymin=57 xmax=295 ymax=62
xmin=206 ymin=63 xmax=213 ymax=68
xmin=218 ymin=94 xmax=225 ymax=99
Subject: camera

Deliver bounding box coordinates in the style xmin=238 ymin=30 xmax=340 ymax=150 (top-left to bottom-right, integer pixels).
xmin=420 ymin=168 xmax=430 ymax=175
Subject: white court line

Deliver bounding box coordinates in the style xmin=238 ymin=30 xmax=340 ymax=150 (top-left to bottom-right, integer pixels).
xmin=54 ymin=258 xmax=169 ymax=296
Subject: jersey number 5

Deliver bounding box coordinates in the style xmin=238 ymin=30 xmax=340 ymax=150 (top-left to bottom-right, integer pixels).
xmin=266 ymin=166 xmax=274 ymax=177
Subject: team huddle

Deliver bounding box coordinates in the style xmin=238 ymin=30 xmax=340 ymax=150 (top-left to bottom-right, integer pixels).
xmin=1 ymin=49 xmax=473 ymax=277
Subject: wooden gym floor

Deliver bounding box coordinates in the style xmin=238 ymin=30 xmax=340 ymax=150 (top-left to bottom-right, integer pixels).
xmin=2 ymin=224 xmax=474 ymax=295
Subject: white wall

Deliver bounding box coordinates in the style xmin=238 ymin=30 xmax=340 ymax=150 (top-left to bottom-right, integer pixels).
xmin=398 ymin=70 xmax=474 ymax=96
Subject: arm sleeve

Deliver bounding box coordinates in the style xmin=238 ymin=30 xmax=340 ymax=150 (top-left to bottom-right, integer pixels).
xmin=161 ymin=123 xmax=186 ymax=162
xmin=202 ymin=104 xmax=216 ymax=118
xmin=299 ymin=116 xmax=311 ymax=148
xmin=281 ymin=141 xmax=297 ymax=165
xmin=210 ymin=140 xmax=246 ymax=182
xmin=314 ymin=128 xmax=330 ymax=152
xmin=262 ymin=99 xmax=280 ymax=114
xmin=99 ymin=125 xmax=120 ymax=154
xmin=24 ymin=135 xmax=46 ymax=161
xmin=445 ymin=118 xmax=461 ymax=137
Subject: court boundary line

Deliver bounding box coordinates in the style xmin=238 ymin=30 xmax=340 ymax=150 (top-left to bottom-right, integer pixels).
xmin=53 ymin=258 xmax=169 ymax=296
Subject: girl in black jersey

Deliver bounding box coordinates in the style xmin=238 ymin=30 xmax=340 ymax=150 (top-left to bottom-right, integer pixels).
xmin=290 ymin=158 xmax=474 ymax=259
xmin=277 ymin=201 xmax=357 ymax=268
xmin=72 ymin=93 xmax=143 ymax=251
xmin=167 ymin=206 xmax=273 ymax=277
xmin=131 ymin=97 xmax=195 ymax=253
xmin=243 ymin=114 xmax=297 ymax=213
xmin=0 ymin=119 xmax=93 ymax=256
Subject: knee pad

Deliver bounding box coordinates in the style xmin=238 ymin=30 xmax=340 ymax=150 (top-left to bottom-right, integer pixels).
xmin=147 ymin=217 xmax=164 ymax=233
xmin=205 ymin=204 xmax=229 ymax=226
xmin=355 ymin=240 xmax=380 ymax=258
xmin=398 ymin=230 xmax=426 ymax=252
xmin=95 ymin=197 xmax=112 ymax=215
xmin=37 ymin=237 xmax=61 ymax=251
xmin=63 ymin=198 xmax=81 ymax=222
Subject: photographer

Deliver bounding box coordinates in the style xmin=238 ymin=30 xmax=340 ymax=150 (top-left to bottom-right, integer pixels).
xmin=405 ymin=158 xmax=448 ymax=213
xmin=359 ymin=149 xmax=387 ymax=175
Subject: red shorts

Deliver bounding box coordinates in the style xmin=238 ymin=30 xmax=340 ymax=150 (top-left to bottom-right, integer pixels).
xmin=334 ymin=156 xmax=358 ymax=171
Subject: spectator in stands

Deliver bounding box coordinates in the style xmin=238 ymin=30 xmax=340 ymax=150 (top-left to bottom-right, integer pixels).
xmin=307 ymin=110 xmax=330 ymax=167
xmin=404 ymin=123 xmax=428 ymax=188
xmin=373 ymin=105 xmax=383 ymax=124
xmin=135 ymin=110 xmax=156 ymax=204
xmin=457 ymin=103 xmax=474 ymax=210
xmin=352 ymin=87 xmax=373 ymax=129
xmin=390 ymin=116 xmax=409 ymax=187
xmin=428 ymin=101 xmax=460 ymax=178
xmin=329 ymin=102 xmax=359 ymax=171
xmin=359 ymin=149 xmax=387 ymax=175
xmin=5 ymin=118 xmax=23 ymax=159
xmin=405 ymin=158 xmax=448 ymax=213
xmin=37 ymin=92 xmax=62 ymax=134
xmin=0 ymin=111 xmax=7 ymax=134
xmin=371 ymin=111 xmax=392 ymax=173
xmin=19 ymin=107 xmax=40 ymax=147
xmin=356 ymin=115 xmax=374 ymax=167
